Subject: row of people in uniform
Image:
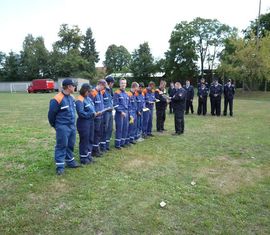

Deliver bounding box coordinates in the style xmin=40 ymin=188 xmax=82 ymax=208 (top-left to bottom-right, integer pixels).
xmin=48 ymin=78 xmax=174 ymax=175
xmin=168 ymin=78 xmax=235 ymax=117
xmin=48 ymin=77 xmax=234 ymax=175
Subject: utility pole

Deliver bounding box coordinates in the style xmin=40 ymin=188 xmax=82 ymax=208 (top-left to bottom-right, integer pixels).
xmin=256 ymin=0 xmax=262 ymax=48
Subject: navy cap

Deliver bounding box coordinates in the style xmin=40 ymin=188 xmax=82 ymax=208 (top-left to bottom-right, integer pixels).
xmin=106 ymin=76 xmax=115 ymax=83
xmin=62 ymin=79 xmax=75 ymax=87
xmin=81 ymin=83 xmax=92 ymax=90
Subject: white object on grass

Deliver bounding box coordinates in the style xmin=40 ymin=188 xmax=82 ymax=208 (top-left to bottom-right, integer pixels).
xmin=191 ymin=181 xmax=196 ymax=186
xmin=160 ymin=201 xmax=166 ymax=208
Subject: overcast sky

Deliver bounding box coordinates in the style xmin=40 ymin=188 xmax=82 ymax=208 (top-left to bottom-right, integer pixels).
xmin=0 ymin=0 xmax=269 ymax=65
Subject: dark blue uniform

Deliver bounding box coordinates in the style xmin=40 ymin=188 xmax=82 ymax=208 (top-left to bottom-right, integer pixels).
xmin=113 ymin=89 xmax=129 ymax=148
xmin=223 ymin=84 xmax=235 ymax=116
xmin=197 ymin=86 xmax=209 ymax=115
xmin=171 ymin=88 xmax=186 ymax=134
xmin=143 ymin=88 xmax=155 ymax=136
xmin=209 ymin=83 xmax=223 ymax=116
xmin=101 ymin=87 xmax=113 ymax=151
xmin=155 ymin=88 xmax=167 ymax=131
xmin=135 ymin=91 xmax=145 ymax=140
xmin=48 ymin=92 xmax=77 ymax=171
xmin=183 ymin=85 xmax=194 ymax=114
xmin=127 ymin=90 xmax=137 ymax=144
xmin=89 ymin=89 xmax=104 ymax=155
xmin=75 ymin=95 xmax=96 ymax=163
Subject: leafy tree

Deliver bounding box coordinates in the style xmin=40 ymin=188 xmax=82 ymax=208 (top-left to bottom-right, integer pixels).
xmin=104 ymin=44 xmax=131 ymax=74
xmin=0 ymin=51 xmax=5 ymax=80
xmin=165 ymin=21 xmax=198 ymax=81
xmin=190 ymin=17 xmax=237 ymax=78
xmin=81 ymin=27 xmax=99 ymax=78
xmin=130 ymin=42 xmax=154 ymax=79
xmin=218 ymin=34 xmax=270 ymax=90
xmin=54 ymin=24 xmax=82 ymax=53
xmin=244 ymin=12 xmax=270 ymax=39
xmin=19 ymin=34 xmax=50 ymax=80
xmin=3 ymin=51 xmax=20 ymax=81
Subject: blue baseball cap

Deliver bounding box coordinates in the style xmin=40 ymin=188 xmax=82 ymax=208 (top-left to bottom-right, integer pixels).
xmin=62 ymin=79 xmax=75 ymax=87
xmin=106 ymin=76 xmax=115 ymax=83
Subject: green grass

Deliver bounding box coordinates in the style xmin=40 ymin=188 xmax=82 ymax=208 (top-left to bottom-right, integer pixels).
xmin=0 ymin=92 xmax=270 ymax=234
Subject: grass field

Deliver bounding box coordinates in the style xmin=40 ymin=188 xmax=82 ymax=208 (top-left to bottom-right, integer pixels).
xmin=0 ymin=91 xmax=270 ymax=234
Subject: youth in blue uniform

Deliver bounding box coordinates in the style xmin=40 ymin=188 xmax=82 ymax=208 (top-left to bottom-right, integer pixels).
xmin=89 ymin=80 xmax=106 ymax=157
xmin=76 ymin=84 xmax=99 ymax=164
xmin=113 ymin=78 xmax=129 ymax=149
xmin=223 ymin=79 xmax=235 ymax=116
xmin=127 ymin=82 xmax=139 ymax=144
xmin=100 ymin=76 xmax=115 ymax=151
xmin=48 ymin=79 xmax=80 ymax=175
xmin=135 ymin=83 xmax=145 ymax=140
xmin=142 ymin=81 xmax=156 ymax=137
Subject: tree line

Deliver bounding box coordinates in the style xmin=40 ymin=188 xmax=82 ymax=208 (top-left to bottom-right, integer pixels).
xmin=0 ymin=13 xmax=269 ymax=90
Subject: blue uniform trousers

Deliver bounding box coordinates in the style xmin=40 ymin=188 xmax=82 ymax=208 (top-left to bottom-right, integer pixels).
xmin=143 ymin=109 xmax=153 ymax=135
xmin=55 ymin=124 xmax=76 ymax=170
xmin=77 ymin=119 xmax=94 ymax=161
xmin=101 ymin=111 xmax=113 ymax=151
xmin=135 ymin=114 xmax=143 ymax=140
xmin=93 ymin=117 xmax=103 ymax=153
xmin=115 ymin=111 xmax=129 ymax=148
xmin=128 ymin=113 xmax=137 ymax=143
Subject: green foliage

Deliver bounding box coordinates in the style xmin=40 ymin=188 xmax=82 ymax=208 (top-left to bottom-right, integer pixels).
xmin=218 ymin=34 xmax=270 ymax=90
xmin=190 ymin=17 xmax=237 ymax=77
xmin=81 ymin=27 xmax=100 ymax=78
xmin=19 ymin=34 xmax=50 ymax=80
xmin=54 ymin=24 xmax=82 ymax=53
xmin=104 ymin=44 xmax=131 ymax=74
xmin=2 ymin=51 xmax=20 ymax=81
xmin=244 ymin=12 xmax=270 ymax=39
xmin=165 ymin=21 xmax=198 ymax=81
xmin=130 ymin=42 xmax=154 ymax=80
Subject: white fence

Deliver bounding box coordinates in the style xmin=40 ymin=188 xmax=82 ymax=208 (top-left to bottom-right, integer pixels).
xmin=0 ymin=82 xmax=31 ymax=92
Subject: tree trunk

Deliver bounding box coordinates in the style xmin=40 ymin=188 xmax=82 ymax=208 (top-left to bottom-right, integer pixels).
xmin=265 ymin=80 xmax=268 ymax=92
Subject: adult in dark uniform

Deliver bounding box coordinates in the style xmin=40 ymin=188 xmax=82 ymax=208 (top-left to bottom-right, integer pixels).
xmin=197 ymin=83 xmax=209 ymax=115
xmin=168 ymin=82 xmax=175 ymax=114
xmin=155 ymin=80 xmax=168 ymax=132
xmin=171 ymin=82 xmax=186 ymax=135
xmin=223 ymin=79 xmax=235 ymax=116
xmin=183 ymin=80 xmax=194 ymax=114
xmin=209 ymin=79 xmax=223 ymax=116
xmin=198 ymin=78 xmax=209 ymax=89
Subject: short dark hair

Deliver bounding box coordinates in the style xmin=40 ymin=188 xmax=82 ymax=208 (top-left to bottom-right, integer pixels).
xmin=79 ymin=85 xmax=91 ymax=96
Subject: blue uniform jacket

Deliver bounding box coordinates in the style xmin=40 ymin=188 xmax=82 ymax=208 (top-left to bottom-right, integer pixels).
xmin=102 ymin=87 xmax=113 ymax=109
xmin=75 ymin=95 xmax=96 ymax=120
xmin=209 ymin=84 xmax=223 ymax=98
xmin=224 ymin=84 xmax=235 ymax=99
xmin=48 ymin=92 xmax=76 ymax=127
xmin=143 ymin=88 xmax=156 ymax=110
xmin=197 ymin=87 xmax=209 ymax=98
xmin=89 ymin=89 xmax=104 ymax=118
xmin=135 ymin=91 xmax=145 ymax=113
xmin=113 ymin=89 xmax=129 ymax=113
xmin=127 ymin=91 xmax=137 ymax=116
xmin=183 ymin=85 xmax=194 ymax=100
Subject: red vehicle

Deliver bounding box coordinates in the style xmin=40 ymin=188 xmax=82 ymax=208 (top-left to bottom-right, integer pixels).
xmin=28 ymin=79 xmax=55 ymax=93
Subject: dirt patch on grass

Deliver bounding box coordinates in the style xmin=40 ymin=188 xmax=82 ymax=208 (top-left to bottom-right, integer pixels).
xmin=121 ymin=155 xmax=157 ymax=171
xmin=197 ymin=156 xmax=270 ymax=194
